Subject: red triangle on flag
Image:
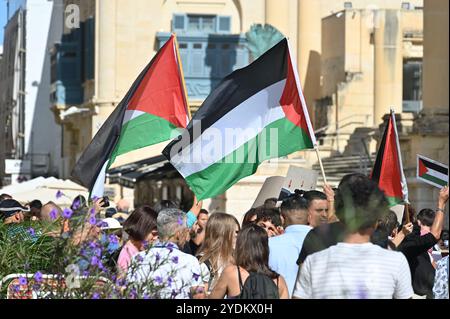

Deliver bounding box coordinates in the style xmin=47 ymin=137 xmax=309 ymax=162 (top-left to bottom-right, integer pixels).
xmin=418 ymin=159 xmax=429 ymax=177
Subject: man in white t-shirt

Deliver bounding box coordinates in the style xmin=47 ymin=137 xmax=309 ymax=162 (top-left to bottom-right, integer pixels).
xmin=127 ymin=208 xmax=206 ymax=299
xmin=292 ymin=173 xmax=413 ymax=299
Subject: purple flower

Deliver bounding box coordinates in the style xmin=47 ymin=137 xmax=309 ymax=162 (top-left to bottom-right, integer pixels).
xmin=92 ymin=293 xmax=100 ymax=299
xmin=171 ymin=256 xmax=179 ymax=264
xmin=155 ymin=276 xmax=163 ymax=285
xmin=28 ymin=227 xmax=35 ymax=236
xmin=108 ymin=234 xmax=118 ymax=245
xmin=91 ymin=256 xmax=99 ymax=266
xmin=192 ymin=272 xmax=200 ymax=281
xmin=89 ymin=241 xmax=97 ymax=249
xmin=32 ymin=284 xmax=41 ymax=291
xmin=92 ymin=196 xmax=100 ymax=202
xmin=83 ymin=270 xmax=90 ymax=277
xmin=177 ymin=216 xmax=183 ymax=225
xmin=56 ymin=190 xmax=63 ymax=199
xmin=143 ymin=293 xmax=151 ymax=300
xmin=72 ymin=198 xmax=80 ymax=210
xmin=12 ymin=285 xmax=20 ymax=293
xmin=18 ymin=276 xmax=27 ymax=286
xmin=155 ymin=253 xmax=161 ymax=263
xmin=167 ymin=277 xmax=173 ymax=287
xmin=62 ymin=208 xmax=73 ymax=219
xmin=49 ymin=208 xmax=58 ymax=220
xmin=89 ymin=216 xmax=97 ymax=226
xmin=136 ymin=254 xmax=144 ymax=263
xmin=171 ymin=289 xmax=178 ymax=298
xmin=89 ymin=208 xmax=95 ymax=215
xmin=94 ymin=247 xmax=102 ymax=257
xmin=34 ymin=271 xmax=43 ymax=283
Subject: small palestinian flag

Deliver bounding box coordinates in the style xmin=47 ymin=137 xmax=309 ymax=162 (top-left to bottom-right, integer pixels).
xmin=71 ymin=34 xmax=189 ymax=198
xmin=163 ymin=38 xmax=316 ymax=200
xmin=371 ymin=110 xmax=409 ymax=207
xmin=417 ymin=155 xmax=448 ymax=188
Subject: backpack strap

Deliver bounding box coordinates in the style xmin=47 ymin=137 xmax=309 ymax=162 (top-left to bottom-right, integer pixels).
xmin=237 ymin=265 xmax=244 ymax=291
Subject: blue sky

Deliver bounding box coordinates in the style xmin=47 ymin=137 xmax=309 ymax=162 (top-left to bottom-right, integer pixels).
xmin=0 ymin=0 xmax=6 ymax=46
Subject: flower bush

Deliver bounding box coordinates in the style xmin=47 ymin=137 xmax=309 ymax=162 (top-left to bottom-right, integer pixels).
xmin=0 ymin=202 xmax=191 ymax=299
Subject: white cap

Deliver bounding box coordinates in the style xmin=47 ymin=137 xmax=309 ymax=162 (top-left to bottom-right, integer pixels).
xmin=100 ymin=217 xmax=123 ymax=230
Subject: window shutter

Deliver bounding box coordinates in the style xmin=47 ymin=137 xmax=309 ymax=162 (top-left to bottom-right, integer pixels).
xmin=173 ymin=14 xmax=187 ymax=32
xmin=217 ymin=16 xmax=231 ymax=33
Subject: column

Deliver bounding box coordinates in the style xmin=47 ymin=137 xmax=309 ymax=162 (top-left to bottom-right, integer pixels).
xmin=373 ymin=9 xmax=403 ymax=126
xmin=297 ymin=0 xmax=321 ymax=124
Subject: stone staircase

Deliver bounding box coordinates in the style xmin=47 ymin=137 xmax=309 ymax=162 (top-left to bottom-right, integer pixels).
xmin=314 ymin=154 xmax=376 ymax=188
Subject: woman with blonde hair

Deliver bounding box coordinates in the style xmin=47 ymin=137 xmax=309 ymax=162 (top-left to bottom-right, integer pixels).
xmin=196 ymin=212 xmax=240 ymax=293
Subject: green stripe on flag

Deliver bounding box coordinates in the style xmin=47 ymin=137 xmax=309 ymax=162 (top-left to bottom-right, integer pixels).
xmin=422 ymin=173 xmax=448 ymax=187
xmin=109 ymin=113 xmax=181 ymax=167
xmin=386 ymin=195 xmax=403 ymax=207
xmin=185 ymin=117 xmax=313 ymax=200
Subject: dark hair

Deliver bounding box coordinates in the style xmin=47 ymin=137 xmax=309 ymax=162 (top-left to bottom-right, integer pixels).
xmin=123 ymin=205 xmax=158 ymax=241
xmin=105 ymin=207 xmax=118 ymax=218
xmin=417 ymin=209 xmax=435 ymax=227
xmin=280 ymin=190 xmax=309 ymax=213
xmin=153 ymin=200 xmax=179 ymax=213
xmin=263 ymin=198 xmax=278 ymax=208
xmin=242 ymin=208 xmax=258 ymax=228
xmin=235 ymin=224 xmax=278 ymax=279
xmin=199 ymin=209 xmax=209 ymax=216
xmin=255 ymin=207 xmax=282 ymax=227
xmin=29 ymin=200 xmax=43 ymax=210
xmin=379 ymin=211 xmax=399 ymax=236
xmin=303 ymin=190 xmax=327 ymax=208
xmin=335 ymin=173 xmax=388 ymax=232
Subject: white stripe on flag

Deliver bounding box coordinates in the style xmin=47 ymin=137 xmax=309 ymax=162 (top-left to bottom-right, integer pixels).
xmin=122 ymin=110 xmax=145 ymax=125
xmin=391 ymin=110 xmax=409 ymax=203
xmin=426 ymin=169 xmax=448 ymax=183
xmin=91 ymin=160 xmax=109 ymax=199
xmin=170 ymin=80 xmax=287 ymax=177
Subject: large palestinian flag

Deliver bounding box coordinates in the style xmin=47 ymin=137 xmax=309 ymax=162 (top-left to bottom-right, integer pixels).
xmin=371 ymin=110 xmax=409 ymax=206
xmin=163 ymin=38 xmax=316 ymax=200
xmin=72 ymin=34 xmax=189 ymax=197
xmin=417 ymin=155 xmax=448 ymax=188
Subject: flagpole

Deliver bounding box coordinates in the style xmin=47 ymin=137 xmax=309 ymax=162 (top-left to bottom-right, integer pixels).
xmin=173 ymin=33 xmax=192 ymax=120
xmin=405 ymin=203 xmax=411 ymax=224
xmin=315 ymin=145 xmax=328 ymax=185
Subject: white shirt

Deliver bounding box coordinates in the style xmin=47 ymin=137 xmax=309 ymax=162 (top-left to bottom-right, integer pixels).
xmin=292 ymin=242 xmax=413 ymax=299
xmin=127 ymin=242 xmax=204 ymax=299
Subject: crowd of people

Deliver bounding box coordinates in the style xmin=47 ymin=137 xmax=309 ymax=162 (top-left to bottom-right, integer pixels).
xmin=0 ymin=172 xmax=448 ymax=299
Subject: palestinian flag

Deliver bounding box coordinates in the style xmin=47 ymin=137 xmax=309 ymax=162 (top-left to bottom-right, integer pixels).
xmin=72 ymin=34 xmax=189 ymax=197
xmin=371 ymin=110 xmax=409 ymax=207
xmin=417 ymin=155 xmax=448 ymax=188
xmin=163 ymin=38 xmax=316 ymax=200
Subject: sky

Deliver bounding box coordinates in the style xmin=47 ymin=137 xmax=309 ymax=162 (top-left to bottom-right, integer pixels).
xmin=0 ymin=0 xmax=6 ymax=46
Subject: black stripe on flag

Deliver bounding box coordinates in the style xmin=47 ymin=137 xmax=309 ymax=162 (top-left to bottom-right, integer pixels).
xmin=370 ymin=119 xmax=389 ymax=183
xmin=420 ymin=158 xmax=448 ymax=175
xmin=71 ymin=39 xmax=174 ymax=190
xmin=163 ymin=38 xmax=289 ymax=158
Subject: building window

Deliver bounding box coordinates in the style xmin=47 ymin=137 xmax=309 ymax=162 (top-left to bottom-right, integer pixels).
xmin=344 ymin=2 xmax=352 ymax=9
xmin=403 ymin=60 xmax=423 ymax=113
xmin=172 ymin=14 xmax=231 ymax=34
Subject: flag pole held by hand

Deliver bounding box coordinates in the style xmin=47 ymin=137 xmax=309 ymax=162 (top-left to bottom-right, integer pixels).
xmin=314 ymin=145 xmax=328 ymax=185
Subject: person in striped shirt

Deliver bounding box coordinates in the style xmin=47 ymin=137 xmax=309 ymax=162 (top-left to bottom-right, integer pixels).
xmin=293 ymin=173 xmax=413 ymax=299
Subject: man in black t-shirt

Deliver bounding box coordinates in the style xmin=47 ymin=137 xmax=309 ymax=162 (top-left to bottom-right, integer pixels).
xmin=296 ymin=221 xmax=346 ymax=265
xmin=397 ymin=187 xmax=448 ymax=298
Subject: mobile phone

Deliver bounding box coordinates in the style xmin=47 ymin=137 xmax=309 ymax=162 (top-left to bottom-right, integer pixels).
xmin=101 ymin=196 xmax=110 ymax=208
